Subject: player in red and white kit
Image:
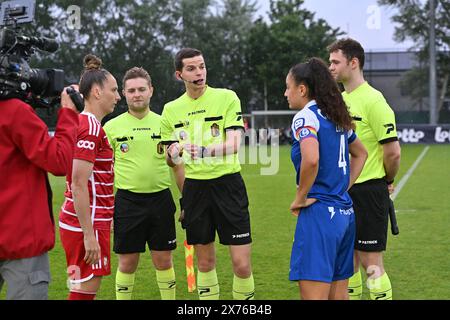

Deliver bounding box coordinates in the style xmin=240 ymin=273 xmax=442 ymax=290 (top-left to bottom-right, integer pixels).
xmin=59 ymin=54 xmax=121 ymax=300
xmin=59 ymin=113 xmax=114 ymax=284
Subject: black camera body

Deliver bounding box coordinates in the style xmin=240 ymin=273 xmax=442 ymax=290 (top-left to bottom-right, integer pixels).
xmin=0 ymin=0 xmax=63 ymax=108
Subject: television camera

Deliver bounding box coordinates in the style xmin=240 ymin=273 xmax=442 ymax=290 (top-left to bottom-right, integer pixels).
xmin=0 ymin=0 xmax=83 ymax=111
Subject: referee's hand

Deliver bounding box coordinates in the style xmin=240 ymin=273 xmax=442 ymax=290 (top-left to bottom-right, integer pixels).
xmin=387 ymin=183 xmax=395 ymax=195
xmin=168 ymin=143 xmax=183 ymax=164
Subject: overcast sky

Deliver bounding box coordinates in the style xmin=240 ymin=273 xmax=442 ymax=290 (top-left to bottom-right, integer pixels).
xmin=256 ymin=0 xmax=416 ymax=51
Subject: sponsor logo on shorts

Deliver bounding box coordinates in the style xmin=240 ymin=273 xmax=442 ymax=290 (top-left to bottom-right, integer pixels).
xmin=358 ymin=240 xmax=378 ymax=244
xmin=328 ymin=207 xmax=336 ymax=220
xmin=329 ymin=207 xmax=354 ymax=219
xmin=232 ymin=232 xmax=250 ymax=239
xmin=339 ymin=208 xmax=354 ymax=215
xmin=77 ymin=140 xmax=95 ymax=150
xmin=168 ymin=239 xmax=176 ymax=244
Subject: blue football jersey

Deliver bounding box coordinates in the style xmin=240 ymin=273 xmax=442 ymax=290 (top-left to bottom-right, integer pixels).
xmin=290 ymin=100 xmax=357 ymax=207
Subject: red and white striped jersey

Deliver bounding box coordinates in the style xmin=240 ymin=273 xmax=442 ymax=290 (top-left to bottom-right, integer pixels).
xmin=59 ymin=112 xmax=114 ymax=231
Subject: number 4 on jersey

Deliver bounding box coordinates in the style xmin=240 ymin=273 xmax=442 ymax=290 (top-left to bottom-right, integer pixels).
xmin=338 ymin=134 xmax=347 ymax=175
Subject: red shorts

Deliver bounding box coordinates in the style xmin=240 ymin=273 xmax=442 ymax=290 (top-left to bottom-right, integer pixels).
xmin=60 ymin=227 xmax=111 ymax=285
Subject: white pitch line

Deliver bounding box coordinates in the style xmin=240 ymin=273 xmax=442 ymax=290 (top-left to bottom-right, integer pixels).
xmin=392 ymin=146 xmax=430 ymax=201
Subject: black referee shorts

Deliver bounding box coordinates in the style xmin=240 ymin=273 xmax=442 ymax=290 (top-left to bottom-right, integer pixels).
xmin=349 ymin=179 xmax=390 ymax=252
xmin=182 ymin=172 xmax=252 ymax=246
xmin=113 ymin=188 xmax=177 ymax=253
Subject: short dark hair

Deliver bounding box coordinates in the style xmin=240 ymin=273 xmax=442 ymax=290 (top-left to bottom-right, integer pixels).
xmin=79 ymin=54 xmax=110 ymax=99
xmin=327 ymin=38 xmax=365 ymax=69
xmin=122 ymin=67 xmax=152 ymax=89
xmin=174 ymin=48 xmax=203 ymax=71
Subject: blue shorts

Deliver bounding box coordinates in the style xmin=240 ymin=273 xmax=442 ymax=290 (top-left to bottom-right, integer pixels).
xmin=289 ymin=201 xmax=355 ymax=283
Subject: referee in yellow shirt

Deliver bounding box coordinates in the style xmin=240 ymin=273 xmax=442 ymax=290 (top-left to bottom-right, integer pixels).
xmin=328 ymin=38 xmax=401 ymax=300
xmin=104 ymin=67 xmax=184 ymax=300
xmin=161 ymin=48 xmax=254 ymax=300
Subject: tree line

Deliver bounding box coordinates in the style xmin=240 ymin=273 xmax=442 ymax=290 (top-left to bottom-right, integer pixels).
xmin=379 ymin=0 xmax=449 ymax=118
xmin=29 ymin=0 xmax=341 ymax=117
xmin=27 ymin=0 xmax=448 ymax=123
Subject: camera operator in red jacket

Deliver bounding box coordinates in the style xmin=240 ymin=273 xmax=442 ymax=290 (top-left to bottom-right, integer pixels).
xmin=0 ymin=88 xmax=79 ymax=299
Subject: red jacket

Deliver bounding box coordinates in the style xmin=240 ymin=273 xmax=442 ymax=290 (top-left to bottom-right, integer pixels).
xmin=0 ymin=98 xmax=79 ymax=260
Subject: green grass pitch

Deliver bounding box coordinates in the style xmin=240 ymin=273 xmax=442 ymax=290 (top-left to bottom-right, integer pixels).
xmin=1 ymin=144 xmax=449 ymax=299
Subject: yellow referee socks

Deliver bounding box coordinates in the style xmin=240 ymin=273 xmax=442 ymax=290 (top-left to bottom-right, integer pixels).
xmin=233 ymin=273 xmax=255 ymax=300
xmin=367 ymin=272 xmax=393 ymax=300
xmin=116 ymin=270 xmax=135 ymax=300
xmin=156 ymin=267 xmax=176 ymax=300
xmin=348 ymin=269 xmax=363 ymax=300
xmin=197 ymin=269 xmax=220 ymax=300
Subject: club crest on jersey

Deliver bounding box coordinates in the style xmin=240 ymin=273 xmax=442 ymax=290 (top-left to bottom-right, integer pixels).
xmin=120 ymin=143 xmax=129 ymax=153
xmin=299 ymin=128 xmax=311 ymax=138
xmin=179 ymin=130 xmax=187 ymax=140
xmin=211 ymin=123 xmax=220 ymax=137
xmin=294 ymin=118 xmax=305 ymax=131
